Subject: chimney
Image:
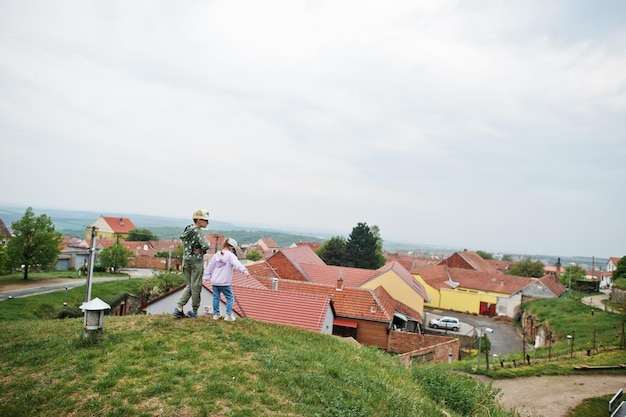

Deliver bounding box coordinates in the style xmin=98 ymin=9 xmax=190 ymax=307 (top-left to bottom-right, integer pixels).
xmin=272 ymin=277 xmax=279 ymax=291
xmin=336 ymin=270 xmax=343 ymax=291
xmin=556 ymin=258 xmax=561 ymax=280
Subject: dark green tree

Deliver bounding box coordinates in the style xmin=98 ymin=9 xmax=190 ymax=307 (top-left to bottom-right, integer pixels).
xmin=317 ymin=236 xmax=348 ymax=266
xmin=346 ymin=222 xmax=385 ymax=270
xmin=98 ymin=243 xmax=133 ymax=271
xmin=6 ymin=207 xmax=62 ymax=279
xmin=0 ymin=244 xmax=7 ymax=273
xmin=507 ymin=258 xmax=546 ymax=278
xmin=476 ymin=250 xmax=494 ymax=260
xmin=127 ymin=228 xmax=159 ymax=241
xmin=502 ymin=254 xmax=514 ymax=262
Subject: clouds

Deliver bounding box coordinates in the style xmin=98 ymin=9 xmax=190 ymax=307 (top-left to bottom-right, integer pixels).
xmin=1 ymin=1 xmax=625 ymax=257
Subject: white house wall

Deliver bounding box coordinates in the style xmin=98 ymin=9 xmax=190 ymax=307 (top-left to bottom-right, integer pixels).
xmin=496 ymin=293 xmax=522 ymax=318
xmin=146 ymin=287 xmax=228 ymax=317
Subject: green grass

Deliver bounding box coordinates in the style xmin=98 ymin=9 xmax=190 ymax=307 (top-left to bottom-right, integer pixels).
xmin=565 ymin=393 xmax=616 ymax=417
xmin=0 ymin=315 xmax=522 ymax=417
xmin=1 ymin=277 xmax=625 ymax=416
xmin=449 ymin=295 xmax=626 ymax=379
xmin=0 ymin=279 xmax=144 ymax=321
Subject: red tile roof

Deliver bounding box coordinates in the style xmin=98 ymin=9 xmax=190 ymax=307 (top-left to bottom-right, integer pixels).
xmin=246 ymin=261 xmax=280 ymax=279
xmin=299 ymin=263 xmax=377 ymax=287
xmin=278 ymin=245 xmax=326 ymax=267
xmin=538 ymin=274 xmax=568 ymax=297
xmin=227 ymin=284 xmax=332 ymax=332
xmin=255 ymin=277 xmax=393 ymax=322
xmin=439 ymin=251 xmax=500 ymax=274
xmin=414 ymin=265 xmax=457 ymax=290
xmin=102 ymin=216 xmax=136 ymax=234
xmin=0 ymin=218 xmax=11 ymax=237
xmin=448 ymin=269 xmax=533 ymax=295
xmin=291 ymin=241 xmax=323 ymax=251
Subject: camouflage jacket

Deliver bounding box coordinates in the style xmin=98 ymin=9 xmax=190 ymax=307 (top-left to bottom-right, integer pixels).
xmin=180 ymin=225 xmax=211 ymax=264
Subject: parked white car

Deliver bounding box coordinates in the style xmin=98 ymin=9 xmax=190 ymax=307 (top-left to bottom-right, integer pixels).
xmin=428 ymin=316 xmax=461 ymax=331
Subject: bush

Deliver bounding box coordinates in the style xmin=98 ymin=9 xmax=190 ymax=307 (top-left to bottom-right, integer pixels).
xmin=412 ymin=365 xmax=510 ymax=416
xmin=139 ymin=271 xmax=184 ymax=304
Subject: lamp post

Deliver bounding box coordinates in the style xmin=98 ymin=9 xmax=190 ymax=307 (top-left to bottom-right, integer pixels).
xmin=476 ymin=326 xmax=494 ymax=370
xmin=63 ymin=286 xmax=68 ymax=307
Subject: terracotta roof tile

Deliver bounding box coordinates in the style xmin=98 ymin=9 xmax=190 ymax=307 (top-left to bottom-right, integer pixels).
xmin=448 ymin=268 xmax=533 ymax=295
xmin=298 ymin=263 xmax=377 ymax=287
xmin=278 ymin=245 xmax=326 ymax=266
xmin=102 ymin=216 xmax=136 ymax=234
xmin=246 ymin=261 xmax=280 ymax=279
xmin=538 ymin=274 xmax=568 ymax=297
xmin=227 ymin=284 xmax=331 ymax=332
xmin=255 ymin=277 xmax=393 ymax=322
xmin=0 ymin=218 xmax=11 ymax=237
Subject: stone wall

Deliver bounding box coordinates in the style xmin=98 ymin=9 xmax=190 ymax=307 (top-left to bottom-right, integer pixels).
xmin=611 ymin=287 xmax=626 ymax=305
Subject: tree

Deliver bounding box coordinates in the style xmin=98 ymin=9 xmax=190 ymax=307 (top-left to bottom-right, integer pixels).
xmin=346 ymin=222 xmax=385 ymax=270
xmin=317 ymin=236 xmax=348 ymax=266
xmin=502 ymin=254 xmax=514 ymax=262
xmin=98 ymin=243 xmax=133 ymax=271
xmin=246 ymin=249 xmax=262 ymax=261
xmin=476 ymin=250 xmax=494 ymax=260
xmin=5 ymin=207 xmax=63 ymax=279
xmin=127 ymin=228 xmax=159 ymax=241
xmin=0 ymin=244 xmax=7 ymax=273
xmin=507 ymin=258 xmax=545 ymax=278
xmin=561 ymin=264 xmax=586 ymax=286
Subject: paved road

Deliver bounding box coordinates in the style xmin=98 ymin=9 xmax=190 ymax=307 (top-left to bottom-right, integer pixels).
xmin=0 ymin=268 xmax=155 ymax=301
xmin=424 ymin=308 xmax=530 ymax=355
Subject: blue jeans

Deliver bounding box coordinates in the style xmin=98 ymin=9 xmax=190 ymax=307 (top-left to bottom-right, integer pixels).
xmin=212 ymin=285 xmax=234 ymax=316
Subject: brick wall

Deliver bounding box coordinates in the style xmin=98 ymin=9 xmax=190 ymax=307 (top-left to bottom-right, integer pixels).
xmin=354 ymin=320 xmax=389 ymax=350
xmin=266 ymin=252 xmax=308 ymax=281
xmin=129 ymin=256 xmax=182 ymax=270
xmin=442 ymin=252 xmax=471 ymax=269
xmin=390 ymin=331 xmax=460 ymax=365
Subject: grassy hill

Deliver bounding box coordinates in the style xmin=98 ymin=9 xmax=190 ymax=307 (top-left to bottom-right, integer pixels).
xmin=0 ymin=314 xmax=519 ymax=417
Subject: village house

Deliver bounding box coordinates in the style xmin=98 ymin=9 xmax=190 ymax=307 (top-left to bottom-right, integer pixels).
xmin=414 ymin=251 xmax=567 ymax=319
xmin=87 ymin=216 xmax=136 ymax=241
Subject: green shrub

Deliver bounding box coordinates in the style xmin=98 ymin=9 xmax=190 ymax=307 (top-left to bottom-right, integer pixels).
xmin=139 ymin=271 xmax=184 ymax=304
xmin=412 ymin=365 xmax=506 ymax=416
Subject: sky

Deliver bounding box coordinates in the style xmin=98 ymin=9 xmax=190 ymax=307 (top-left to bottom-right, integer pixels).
xmin=1 ymin=1 xmax=625 ymax=258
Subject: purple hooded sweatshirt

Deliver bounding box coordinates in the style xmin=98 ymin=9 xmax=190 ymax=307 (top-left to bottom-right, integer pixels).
xmin=202 ymin=250 xmax=249 ymax=286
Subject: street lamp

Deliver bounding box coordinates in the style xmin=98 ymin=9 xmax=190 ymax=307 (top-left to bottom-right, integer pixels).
xmin=476 ymin=326 xmax=494 ymax=370
xmin=63 ymin=286 xmax=68 ymax=307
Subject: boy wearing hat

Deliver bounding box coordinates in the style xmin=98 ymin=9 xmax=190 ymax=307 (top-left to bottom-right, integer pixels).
xmin=202 ymin=237 xmax=250 ymax=321
xmin=173 ymin=209 xmax=211 ymax=318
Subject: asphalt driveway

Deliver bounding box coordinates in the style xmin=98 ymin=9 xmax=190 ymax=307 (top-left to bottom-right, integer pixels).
xmin=424 ymin=308 xmax=530 ymax=355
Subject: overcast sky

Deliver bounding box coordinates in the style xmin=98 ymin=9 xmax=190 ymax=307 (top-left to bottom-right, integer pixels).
xmin=1 ymin=1 xmax=625 ymax=258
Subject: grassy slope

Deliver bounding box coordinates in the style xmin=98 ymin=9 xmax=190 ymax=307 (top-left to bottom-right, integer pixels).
xmin=2 ymin=278 xmax=625 ymax=417
xmin=1 ymin=314 xmax=478 ymax=417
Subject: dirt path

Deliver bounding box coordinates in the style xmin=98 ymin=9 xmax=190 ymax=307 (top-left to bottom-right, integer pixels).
xmin=478 ymin=374 xmax=625 ymax=417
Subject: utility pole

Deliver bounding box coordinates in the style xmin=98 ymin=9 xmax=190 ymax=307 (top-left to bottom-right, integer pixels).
xmin=167 ymin=236 xmax=174 ymax=271
xmin=85 ymin=227 xmax=97 ymax=302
